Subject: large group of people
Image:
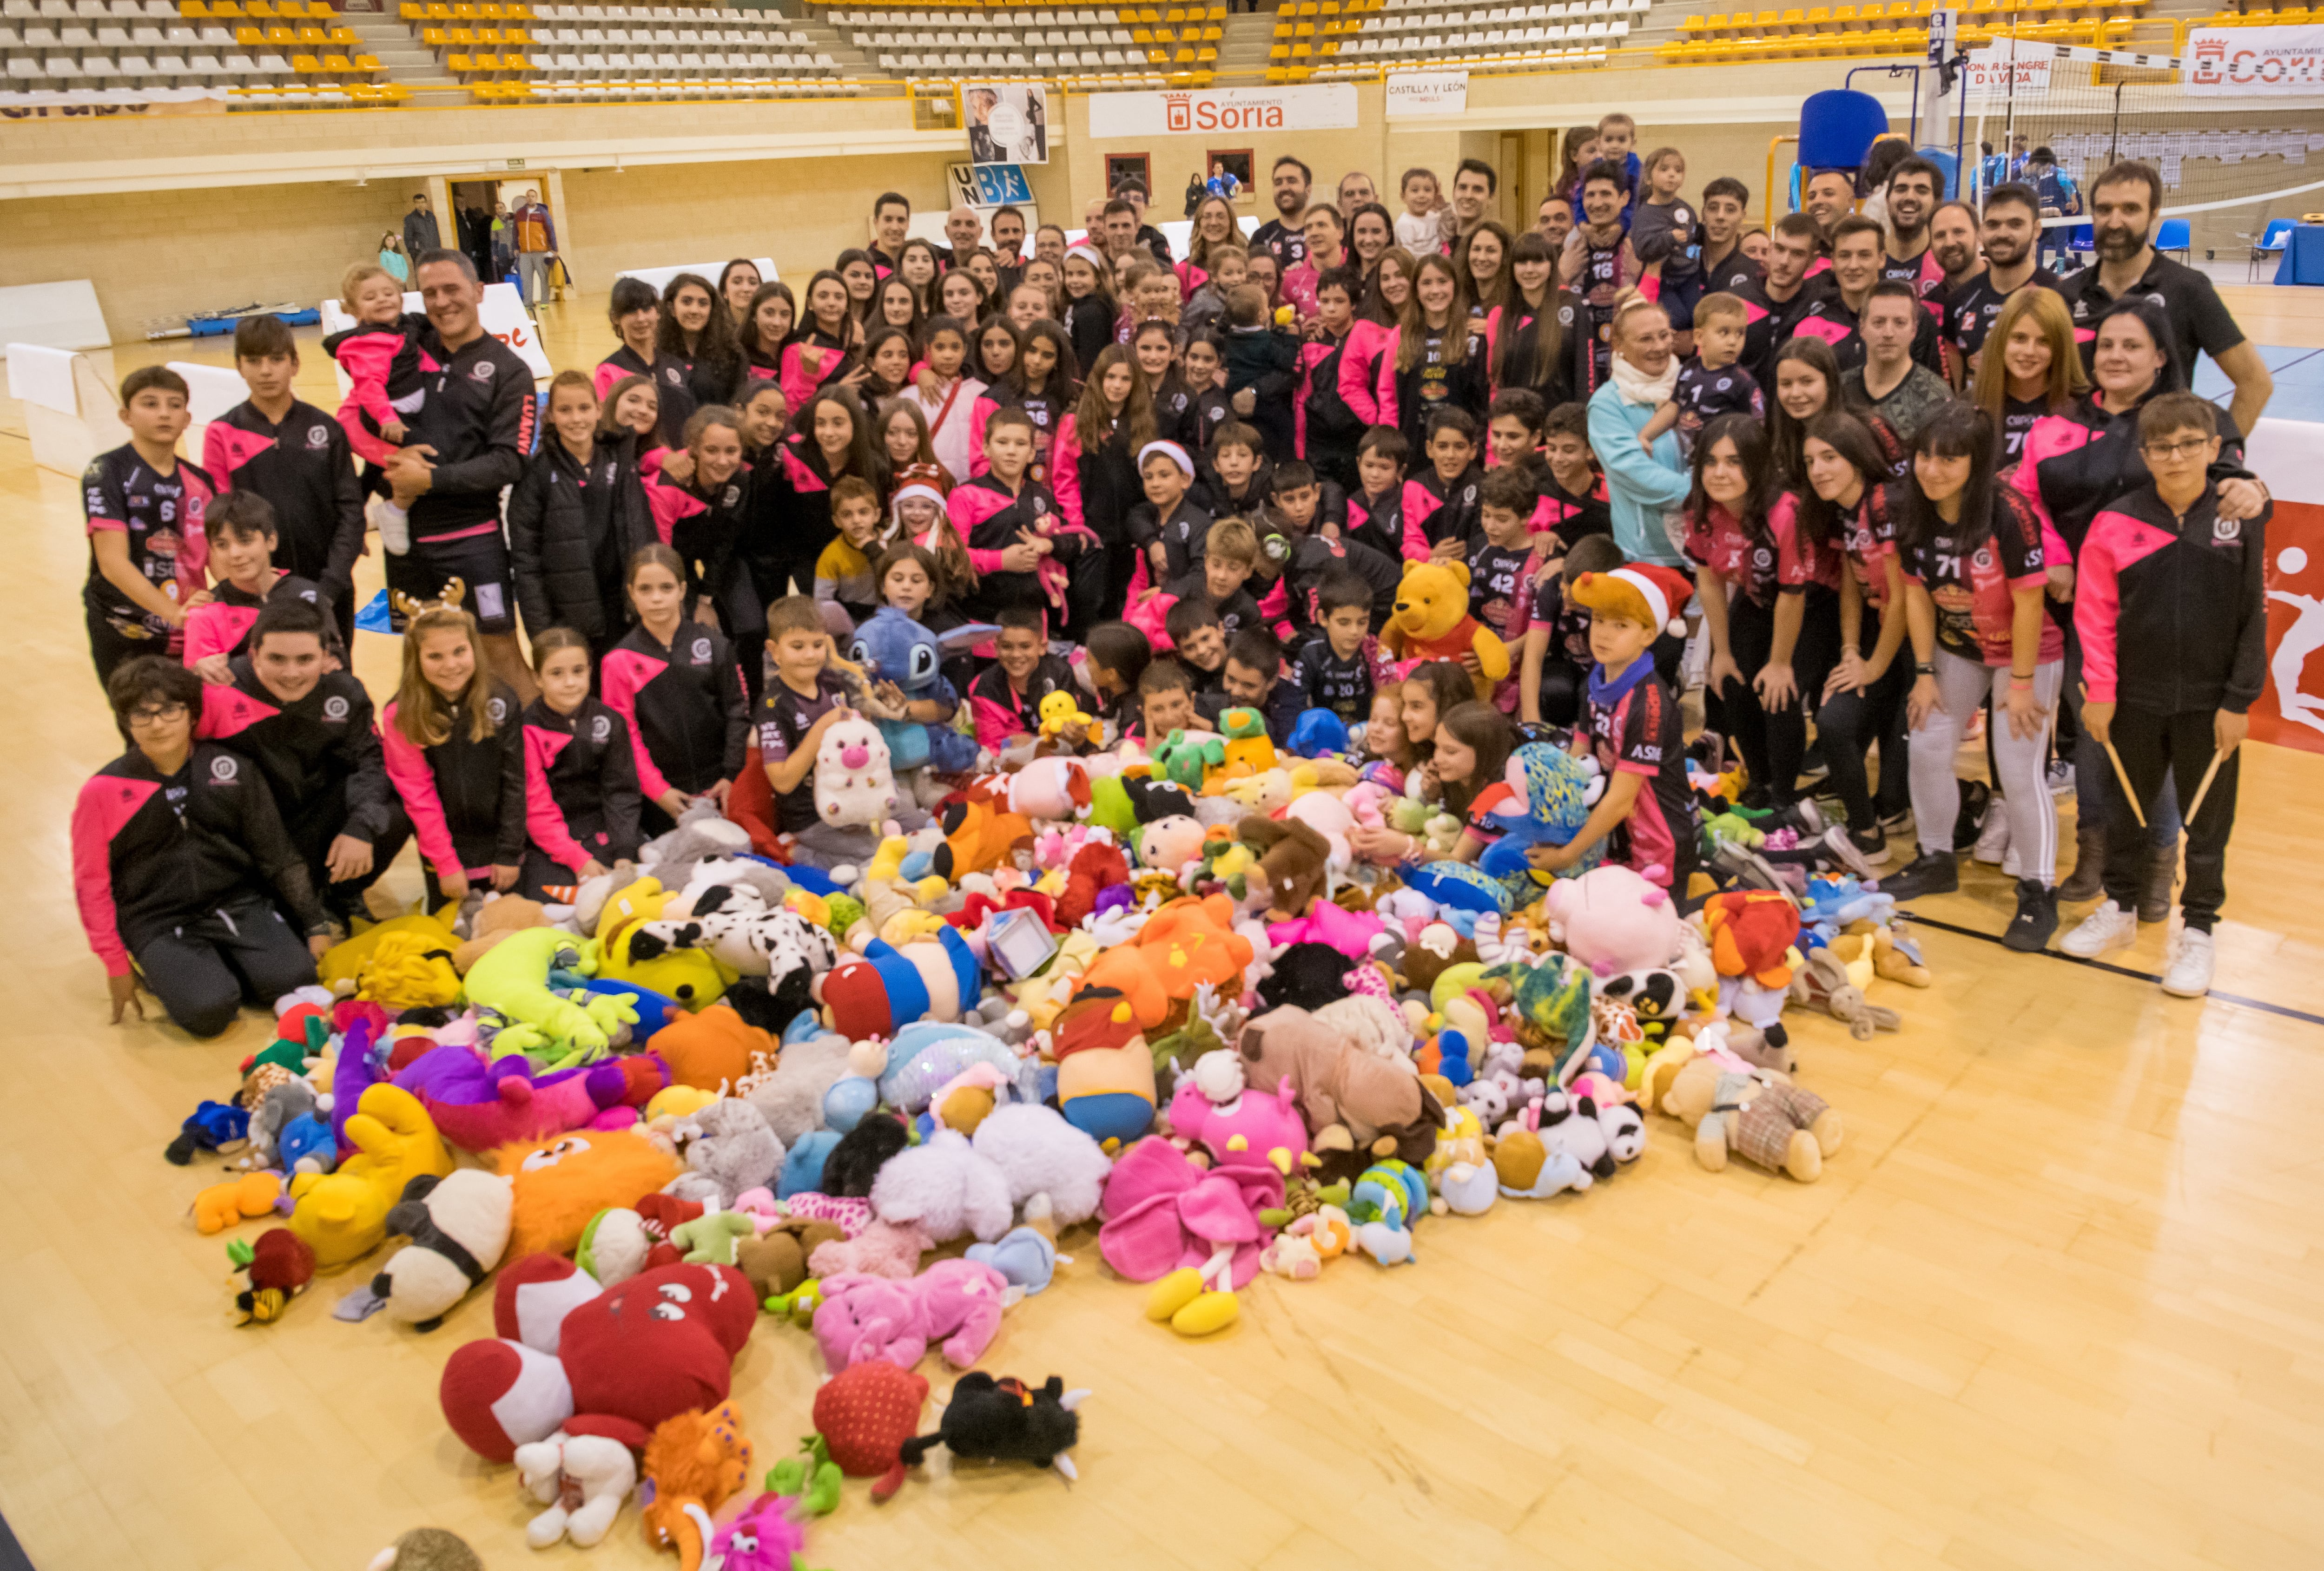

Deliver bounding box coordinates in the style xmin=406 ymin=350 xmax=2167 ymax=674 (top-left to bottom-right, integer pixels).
xmin=72 ymin=112 xmax=2277 ymax=1036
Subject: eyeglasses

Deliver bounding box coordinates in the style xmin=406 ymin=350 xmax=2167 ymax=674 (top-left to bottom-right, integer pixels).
xmin=2140 ymin=437 xmax=2212 ymax=461
xmin=125 ymin=702 xmax=188 ymax=727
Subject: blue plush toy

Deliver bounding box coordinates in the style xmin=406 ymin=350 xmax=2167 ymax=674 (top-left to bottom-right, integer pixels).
xmin=1476 ymin=743 xmax=1604 ymax=902
xmin=1286 ymin=708 xmax=1352 ymax=759
xmin=277 ymin=1111 xmax=338 ymax=1174
xmin=1402 ymin=860 xmax=1513 ymax=929
xmin=779 ymin=1130 xmax=842 ymax=1197
xmin=847 ymin=606 xmax=994 ymax=774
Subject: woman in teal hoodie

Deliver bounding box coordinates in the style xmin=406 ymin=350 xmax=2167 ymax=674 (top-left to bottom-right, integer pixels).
xmin=1586 ymin=296 xmax=1691 ymax=568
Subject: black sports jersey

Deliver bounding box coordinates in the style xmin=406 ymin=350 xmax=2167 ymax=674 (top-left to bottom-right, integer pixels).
xmin=2000 ymin=394 xmax=2049 ymax=466
xmin=598 ymin=345 xmax=698 ymax=449
xmin=1466 ymin=537 xmax=1534 ymax=638
xmin=201 ymin=399 xmax=365 ymax=598
xmin=1737 ymin=273 xmax=1832 ymax=388
xmin=602 ymin=623 xmax=751 ymax=799
xmin=1674 ymin=359 xmax=1765 ymax=445
xmin=1252 ymin=217 xmax=1308 ymax=270
xmin=378 ymin=684 xmax=526 ymax=881
xmin=1165 ymin=574 xmax=1262 ymax=639
xmin=1345 ymin=486 xmax=1405 ymax=561
xmin=1129 ymin=500 xmax=1215 ymax=585
xmin=1789 ymin=291 xmax=1944 ymax=376
xmin=1296 ymin=640 xmax=1374 ymax=722
xmin=1943 ymin=267 xmax=2064 ymax=364
xmin=82 ymin=446 xmax=215 ymax=644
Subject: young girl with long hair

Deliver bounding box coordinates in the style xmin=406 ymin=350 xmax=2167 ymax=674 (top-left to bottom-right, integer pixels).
xmin=937 ymin=267 xmax=988 ymax=328
xmin=595 ymin=276 xmax=692 ymax=447
xmin=1685 ymin=413 xmax=1841 ymax=816
xmin=1054 ymin=343 xmax=1158 ymax=618
xmin=899 ymin=314 xmax=984 ymax=485
xmin=858 ymin=324 xmax=918 ymax=403
xmin=1060 ymin=245 xmax=1118 ymax=377
xmin=897 ymin=237 xmax=942 ymax=313
xmin=835 ymin=248 xmax=880 ymax=322
xmin=1426 ymin=700 xmax=1519 ymax=855
xmin=600 ymin=542 xmax=750 ymax=833
xmin=519 ymin=627 xmax=641 ymax=900
xmin=873 ymin=274 xmax=925 ymax=341
xmin=1972 ymin=286 xmax=2088 ymax=467
xmin=780 ymin=269 xmax=863 ymax=412
xmin=1457 ymin=220 xmax=1516 ymax=321
xmin=737 ymin=281 xmax=796 ymax=383
xmin=658 ymin=272 xmax=745 ymax=409
xmin=1383 ymin=253 xmax=1491 ymax=447
xmin=759 ymin=385 xmax=882 ymax=613
xmin=508 ymin=370 xmax=659 ymax=658
xmin=644 ymin=405 xmax=758 ymax=644
xmin=876 ymin=397 xmax=944 ymax=493
xmin=380 ymin=603 xmax=524 ymax=902
xmin=1886 ymin=403 xmax=2065 ymax=947
xmin=1492 ymin=231 xmax=1595 ymax=407
xmin=1801 ymin=410 xmax=1911 ymax=859
xmin=973 ymin=319 xmax=1079 ymax=486
xmin=974 ymin=315 xmax=1023 ymax=385
xmin=1337 ymin=245 xmax=1416 ymax=433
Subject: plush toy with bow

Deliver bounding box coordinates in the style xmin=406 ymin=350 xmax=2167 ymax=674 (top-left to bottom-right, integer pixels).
xmin=898 ymin=1374 xmax=1087 ymax=1480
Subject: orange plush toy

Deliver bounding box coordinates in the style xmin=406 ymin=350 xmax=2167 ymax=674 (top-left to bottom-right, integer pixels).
xmin=931 ymin=778 xmax=1035 ymax=881
xmin=1701 ymin=890 xmax=1802 ymax=988
xmin=640 ymin=1401 xmax=753 ymax=1571
xmin=1071 ymin=894 xmax=1255 ymax=1033
xmin=651 ymin=1006 xmax=772 ymax=1092
xmin=494 ymin=1128 xmax=686 ymax=1258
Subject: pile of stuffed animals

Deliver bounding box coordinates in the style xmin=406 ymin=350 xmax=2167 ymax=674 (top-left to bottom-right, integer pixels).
xmin=167 ymin=692 xmax=1934 ymax=1560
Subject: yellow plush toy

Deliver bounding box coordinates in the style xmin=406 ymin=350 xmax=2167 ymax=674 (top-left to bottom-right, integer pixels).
xmin=1038 ymin=689 xmax=1095 ymax=741
xmin=287 ymin=1084 xmax=454 ymax=1267
xmin=594 ymin=874 xmax=731 ymax=1007
xmin=1382 ymin=559 xmax=1511 ymax=701
xmin=319 ymin=908 xmax=458 ymax=996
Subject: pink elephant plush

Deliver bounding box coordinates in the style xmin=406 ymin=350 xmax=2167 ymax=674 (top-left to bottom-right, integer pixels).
xmin=812 ymin=1257 xmax=1010 ymax=1372
xmin=807 ymin=1218 xmax=934 ymax=1281
xmin=1165 ymin=1068 xmax=1309 ymax=1173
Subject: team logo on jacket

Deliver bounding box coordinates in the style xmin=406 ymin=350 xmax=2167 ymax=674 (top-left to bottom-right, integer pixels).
xmin=210 ymin=754 xmax=239 ymax=782
xmin=1752 ymin=547 xmax=1774 ymax=571
xmin=1031 ymin=496 xmax=1048 ymax=517
xmin=591 ymin=714 xmax=612 ymax=743
xmin=488 ymin=696 xmax=508 ymax=723
xmin=1973 ymin=546 xmax=1995 ymax=571
xmin=472 ymin=360 xmax=496 ymax=382
xmin=306 ymin=425 xmax=330 ymax=449
xmin=323 ymin=695 xmax=350 ymax=722
xmin=691 ymin=638 xmax=712 ymax=662
xmin=1461 ymin=485 xmax=1477 ymax=506
xmin=603 ymin=462 xmax=619 ymax=484
xmin=2214 ymin=515 xmax=2240 ymax=542
xmin=721 ymin=485 xmax=740 ymax=508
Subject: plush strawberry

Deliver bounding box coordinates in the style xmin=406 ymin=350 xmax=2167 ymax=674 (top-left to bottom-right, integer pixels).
xmin=812 ymin=1361 xmax=928 ymax=1502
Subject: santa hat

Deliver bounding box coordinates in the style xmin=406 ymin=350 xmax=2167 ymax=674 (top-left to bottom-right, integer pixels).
xmin=1571 ymin=565 xmax=1693 ymax=638
xmin=889 ymin=480 xmax=947 ymax=519
xmin=1137 ymin=440 xmax=1194 ymax=480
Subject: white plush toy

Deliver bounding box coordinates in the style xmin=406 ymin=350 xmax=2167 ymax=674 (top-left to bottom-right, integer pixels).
xmin=815 ymin=716 xmax=899 ymax=829
xmin=514 ymin=1430 xmax=638 ymax=1548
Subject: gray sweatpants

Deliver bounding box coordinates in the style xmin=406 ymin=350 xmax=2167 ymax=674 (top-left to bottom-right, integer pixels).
xmin=1909 ymin=649 xmax=2063 ymax=883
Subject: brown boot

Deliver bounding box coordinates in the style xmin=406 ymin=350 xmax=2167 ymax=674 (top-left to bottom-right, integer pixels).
xmin=2058 ymin=824 xmax=2107 ymax=902
xmin=2139 ymin=841 xmax=2179 ymax=923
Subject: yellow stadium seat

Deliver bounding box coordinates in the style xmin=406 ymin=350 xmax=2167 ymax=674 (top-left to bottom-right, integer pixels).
xmin=353 ymin=51 xmax=378 ymax=68
xmin=245 ymin=0 xmax=273 ymax=15
xmin=233 ymin=23 xmax=260 ymax=41
xmin=1268 ymin=39 xmax=1287 ymax=55
xmin=451 ymin=2 xmax=477 ymax=18
xmin=1197 ymin=42 xmax=1215 ymax=57
xmin=290 ymin=49 xmax=318 ymax=68
xmin=425 ymin=4 xmax=449 ymax=18
xmin=479 ymin=0 xmax=502 ymax=15
xmin=320 ymin=49 xmax=350 ymax=67
xmin=211 ymin=1 xmax=245 ymax=15
xmin=420 ymin=26 xmax=444 ymax=45
xmin=447 ymin=50 xmax=471 ymax=68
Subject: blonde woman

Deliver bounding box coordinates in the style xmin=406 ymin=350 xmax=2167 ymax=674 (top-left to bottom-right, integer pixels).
xmin=1971 ymin=286 xmax=2088 ymax=467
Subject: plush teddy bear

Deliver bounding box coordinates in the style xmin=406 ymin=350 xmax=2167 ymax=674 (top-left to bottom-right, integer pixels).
xmin=815 ymin=715 xmax=901 ymax=830
xmin=1382 ymin=558 xmax=1510 ymax=701
xmin=1663 ymin=1057 xmax=1841 ymax=1182
xmin=1237 ymin=815 xmax=1332 ymax=922
xmin=673 ymin=1098 xmax=786 ymax=1207
xmin=514 ymin=1430 xmax=637 ymax=1549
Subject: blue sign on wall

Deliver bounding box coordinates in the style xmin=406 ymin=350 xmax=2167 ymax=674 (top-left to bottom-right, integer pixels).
xmin=974 ymin=164 xmax=1033 ymax=204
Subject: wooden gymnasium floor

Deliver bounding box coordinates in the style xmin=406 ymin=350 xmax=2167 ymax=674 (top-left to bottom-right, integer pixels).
xmin=2 ymin=289 xmax=2322 ymax=1571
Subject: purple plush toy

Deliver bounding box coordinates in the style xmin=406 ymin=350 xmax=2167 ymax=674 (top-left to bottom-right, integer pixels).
xmin=391 ymin=1045 xmax=633 ymax=1153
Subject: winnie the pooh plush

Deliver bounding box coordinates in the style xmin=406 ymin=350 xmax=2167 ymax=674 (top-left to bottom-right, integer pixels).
xmin=1383 ymin=559 xmax=1509 ymax=701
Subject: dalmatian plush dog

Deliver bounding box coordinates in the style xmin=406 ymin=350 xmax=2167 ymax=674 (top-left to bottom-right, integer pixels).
xmin=633 ymin=884 xmax=837 ymax=981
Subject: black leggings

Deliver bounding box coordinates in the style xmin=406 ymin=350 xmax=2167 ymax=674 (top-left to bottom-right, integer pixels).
xmin=133 ymin=892 xmax=318 ymax=1038
xmin=1720 ymin=586 xmax=1840 ymax=808
xmin=1815 ymin=610 xmax=1911 ymax=832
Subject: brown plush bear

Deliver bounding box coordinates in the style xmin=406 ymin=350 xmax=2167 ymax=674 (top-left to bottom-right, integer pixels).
xmin=735 ymin=1218 xmax=846 ymax=1302
xmin=1237 ymin=815 xmax=1332 ymax=921
xmin=1237 ymin=1005 xmax=1437 ymax=1154
xmin=1663 ymin=1058 xmax=1842 ymax=1182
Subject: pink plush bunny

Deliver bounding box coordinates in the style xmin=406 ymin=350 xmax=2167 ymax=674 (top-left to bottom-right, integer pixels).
xmin=812 ymin=1258 xmax=1010 ymax=1373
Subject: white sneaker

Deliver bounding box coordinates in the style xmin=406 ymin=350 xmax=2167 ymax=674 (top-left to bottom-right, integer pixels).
xmin=2161 ymin=927 xmax=2215 ymax=998
xmin=2047 ymin=761 xmax=2076 ymax=797
xmin=371 ymin=496 xmax=411 ymax=556
xmin=2061 ymin=900 xmax=2139 ymax=960
xmin=1974 ymin=803 xmax=2013 ymax=866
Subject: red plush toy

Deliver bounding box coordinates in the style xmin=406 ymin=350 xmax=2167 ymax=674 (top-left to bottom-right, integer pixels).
xmin=438 ymin=1256 xmax=757 ymax=1463
xmin=813 ymin=1361 xmax=929 ymax=1502
xmin=1056 ymin=840 xmax=1131 ymax=928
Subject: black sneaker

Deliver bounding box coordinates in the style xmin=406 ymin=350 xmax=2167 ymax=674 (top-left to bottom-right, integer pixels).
xmin=1952 ymin=780 xmax=1993 ymax=851
xmin=1798 ymin=738 xmax=1829 ymax=782
xmin=1878 ymin=850 xmax=1960 ymax=901
xmin=1848 ymin=826 xmax=1892 ymax=867
xmin=1878 ymin=807 xmax=1913 ymax=835
xmin=2002 ymin=879 xmax=2060 ymax=953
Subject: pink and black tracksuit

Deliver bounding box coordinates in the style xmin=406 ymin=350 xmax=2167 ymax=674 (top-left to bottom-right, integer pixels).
xmin=378 ymin=684 xmax=527 ymax=897
xmin=519 ymin=694 xmax=642 ymax=899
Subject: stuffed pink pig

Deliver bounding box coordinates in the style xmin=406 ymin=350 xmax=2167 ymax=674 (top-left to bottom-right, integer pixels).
xmin=1545 ymin=863 xmax=1680 ymax=978
xmin=1165 ymin=1052 xmax=1310 ymax=1174
xmin=813 ymin=1258 xmax=1009 ymax=1373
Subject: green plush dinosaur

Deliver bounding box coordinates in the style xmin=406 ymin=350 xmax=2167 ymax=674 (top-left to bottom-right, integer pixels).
xmin=462 ymin=928 xmax=638 ymax=1060
xmin=673 ymin=1210 xmax=756 ymax=1266
xmin=1151 ymin=728 xmax=1225 ymax=793
xmin=1490 ymin=953 xmax=1597 ymax=1082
